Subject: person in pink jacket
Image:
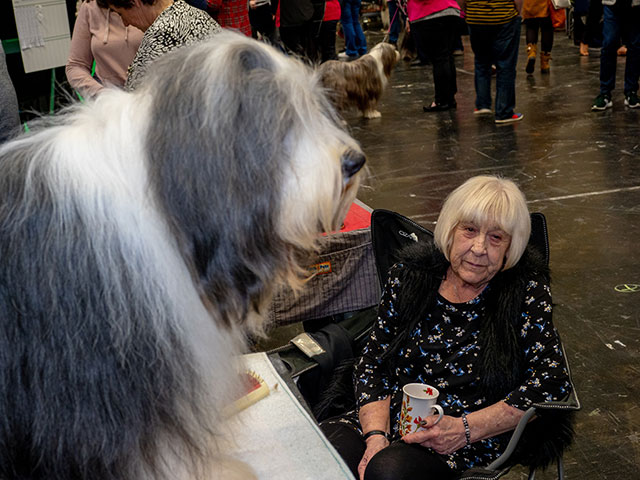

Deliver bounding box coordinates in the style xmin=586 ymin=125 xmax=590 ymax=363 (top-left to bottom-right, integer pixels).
xmin=407 ymin=0 xmax=462 ymax=112
xmin=66 ymin=0 xmax=143 ymax=98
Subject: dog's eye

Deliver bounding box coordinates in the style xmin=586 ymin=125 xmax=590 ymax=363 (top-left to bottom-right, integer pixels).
xmin=341 ymin=149 xmax=366 ymax=179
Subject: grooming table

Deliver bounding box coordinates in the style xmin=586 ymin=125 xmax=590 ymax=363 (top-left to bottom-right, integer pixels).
xmin=224 ymin=352 xmax=354 ymax=479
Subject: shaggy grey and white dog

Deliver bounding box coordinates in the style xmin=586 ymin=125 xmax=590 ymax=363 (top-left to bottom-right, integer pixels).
xmin=0 ymin=32 xmax=364 ymax=480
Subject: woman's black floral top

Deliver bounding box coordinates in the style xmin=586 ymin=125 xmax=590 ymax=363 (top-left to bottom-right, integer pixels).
xmin=353 ymin=263 xmax=572 ymax=472
xmin=125 ymin=0 xmax=221 ymax=90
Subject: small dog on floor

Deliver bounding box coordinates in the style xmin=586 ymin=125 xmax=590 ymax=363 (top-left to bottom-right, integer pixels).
xmin=0 ymin=32 xmax=364 ymax=480
xmin=319 ymin=42 xmax=400 ymax=119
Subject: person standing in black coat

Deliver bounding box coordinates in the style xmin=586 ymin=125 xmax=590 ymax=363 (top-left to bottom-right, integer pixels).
xmin=0 ymin=42 xmax=19 ymax=144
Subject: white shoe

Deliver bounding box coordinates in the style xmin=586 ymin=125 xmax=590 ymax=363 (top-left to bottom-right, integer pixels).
xmin=338 ymin=52 xmax=358 ymax=61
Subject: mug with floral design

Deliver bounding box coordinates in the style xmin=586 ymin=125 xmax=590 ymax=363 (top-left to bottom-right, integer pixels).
xmin=399 ymin=383 xmax=444 ymax=435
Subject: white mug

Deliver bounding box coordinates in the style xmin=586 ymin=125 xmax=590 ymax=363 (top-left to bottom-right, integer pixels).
xmin=399 ymin=383 xmax=444 ymax=436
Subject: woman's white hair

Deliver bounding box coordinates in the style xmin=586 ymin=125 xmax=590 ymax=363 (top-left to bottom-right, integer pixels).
xmin=434 ymin=175 xmax=531 ymax=270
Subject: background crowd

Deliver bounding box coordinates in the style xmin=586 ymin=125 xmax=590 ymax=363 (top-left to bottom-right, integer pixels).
xmin=1 ymin=0 xmax=639 ymax=138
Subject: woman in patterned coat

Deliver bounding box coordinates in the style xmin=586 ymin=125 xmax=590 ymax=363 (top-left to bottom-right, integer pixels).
xmin=105 ymin=0 xmax=221 ymax=90
xmin=322 ymin=175 xmax=573 ymax=480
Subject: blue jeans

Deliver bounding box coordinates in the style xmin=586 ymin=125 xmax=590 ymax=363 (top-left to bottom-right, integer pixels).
xmin=387 ymin=1 xmax=405 ymax=45
xmin=599 ymin=4 xmax=640 ymax=96
xmin=341 ymin=0 xmax=367 ymax=56
xmin=469 ymin=17 xmax=521 ymax=120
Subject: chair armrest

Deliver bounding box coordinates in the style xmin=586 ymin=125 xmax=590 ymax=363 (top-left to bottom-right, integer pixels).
xmin=482 ymin=338 xmax=581 ymax=473
xmin=485 ymin=388 xmax=581 ymax=472
xmin=486 ymin=407 xmax=537 ymax=470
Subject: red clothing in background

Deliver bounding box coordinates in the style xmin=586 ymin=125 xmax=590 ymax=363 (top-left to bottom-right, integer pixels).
xmin=324 ymin=0 xmax=341 ymax=21
xmin=206 ymin=0 xmax=252 ymax=36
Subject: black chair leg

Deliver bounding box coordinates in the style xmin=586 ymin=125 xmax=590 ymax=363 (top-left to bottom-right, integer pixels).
xmin=558 ymin=457 xmax=564 ymax=480
xmin=528 ymin=458 xmax=564 ymax=480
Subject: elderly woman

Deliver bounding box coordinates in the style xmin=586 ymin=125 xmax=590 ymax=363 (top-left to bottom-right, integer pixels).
xmin=322 ymin=175 xmax=572 ymax=480
xmin=104 ymin=0 xmax=221 ymax=90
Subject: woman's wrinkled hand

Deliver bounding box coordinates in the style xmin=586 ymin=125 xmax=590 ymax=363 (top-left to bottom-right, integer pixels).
xmin=402 ymin=415 xmax=467 ymax=455
xmin=357 ymin=435 xmax=389 ymax=480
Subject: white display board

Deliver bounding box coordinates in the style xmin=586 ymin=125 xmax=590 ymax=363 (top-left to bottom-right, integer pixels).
xmin=12 ymin=0 xmax=71 ymax=73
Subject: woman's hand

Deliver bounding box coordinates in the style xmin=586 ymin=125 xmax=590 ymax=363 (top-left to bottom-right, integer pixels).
xmin=402 ymin=415 xmax=467 ymax=455
xmin=357 ymin=435 xmax=389 ymax=480
xmin=403 ymin=403 xmax=526 ymax=455
xmin=357 ymin=398 xmax=391 ymax=479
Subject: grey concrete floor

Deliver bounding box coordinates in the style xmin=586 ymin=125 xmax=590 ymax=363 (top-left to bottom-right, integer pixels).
xmin=346 ymin=28 xmax=640 ymax=480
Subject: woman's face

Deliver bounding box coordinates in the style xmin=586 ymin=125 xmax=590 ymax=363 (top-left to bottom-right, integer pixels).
xmin=110 ymin=0 xmax=155 ymax=31
xmin=448 ymin=220 xmax=511 ymax=289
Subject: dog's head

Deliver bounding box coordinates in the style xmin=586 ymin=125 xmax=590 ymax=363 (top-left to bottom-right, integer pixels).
xmin=370 ymin=42 xmax=400 ymax=79
xmin=142 ymin=32 xmax=365 ymax=331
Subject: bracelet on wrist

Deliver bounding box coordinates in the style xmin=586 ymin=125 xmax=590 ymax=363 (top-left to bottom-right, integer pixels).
xmin=461 ymin=413 xmax=471 ymax=446
xmin=363 ymin=429 xmax=391 ymax=441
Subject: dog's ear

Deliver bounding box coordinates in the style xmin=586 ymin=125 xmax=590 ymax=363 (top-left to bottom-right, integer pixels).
xmin=143 ymin=39 xmax=295 ymax=329
xmin=381 ymin=44 xmax=398 ymax=78
xmin=235 ymin=42 xmax=277 ymax=72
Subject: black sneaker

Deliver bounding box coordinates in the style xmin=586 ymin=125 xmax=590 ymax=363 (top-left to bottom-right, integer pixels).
xmin=625 ymin=92 xmax=639 ymax=109
xmin=423 ymin=101 xmax=457 ymax=112
xmin=495 ymin=113 xmax=524 ymax=124
xmin=591 ymin=93 xmax=612 ymax=111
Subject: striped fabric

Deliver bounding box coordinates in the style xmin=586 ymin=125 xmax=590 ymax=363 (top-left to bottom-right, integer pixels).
xmin=268 ymin=228 xmax=380 ymax=326
xmin=465 ymin=0 xmax=519 ymax=24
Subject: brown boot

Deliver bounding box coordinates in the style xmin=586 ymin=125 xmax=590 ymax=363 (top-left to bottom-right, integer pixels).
xmin=540 ymin=52 xmax=551 ymax=73
xmin=526 ymin=43 xmax=537 ymax=74
xmin=580 ymin=42 xmax=589 ymax=56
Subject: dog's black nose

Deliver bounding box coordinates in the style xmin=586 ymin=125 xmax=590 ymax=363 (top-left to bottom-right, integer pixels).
xmin=341 ymin=150 xmax=366 ymax=179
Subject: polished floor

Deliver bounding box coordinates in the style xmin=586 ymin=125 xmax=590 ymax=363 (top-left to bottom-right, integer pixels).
xmin=9 ymin=21 xmax=637 ymax=479
xmin=345 ymin=29 xmax=640 ymax=480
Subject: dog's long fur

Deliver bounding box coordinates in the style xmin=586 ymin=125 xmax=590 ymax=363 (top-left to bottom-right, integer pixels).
xmin=319 ymin=42 xmax=399 ymax=119
xmin=0 ymin=32 xmax=364 ymax=480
